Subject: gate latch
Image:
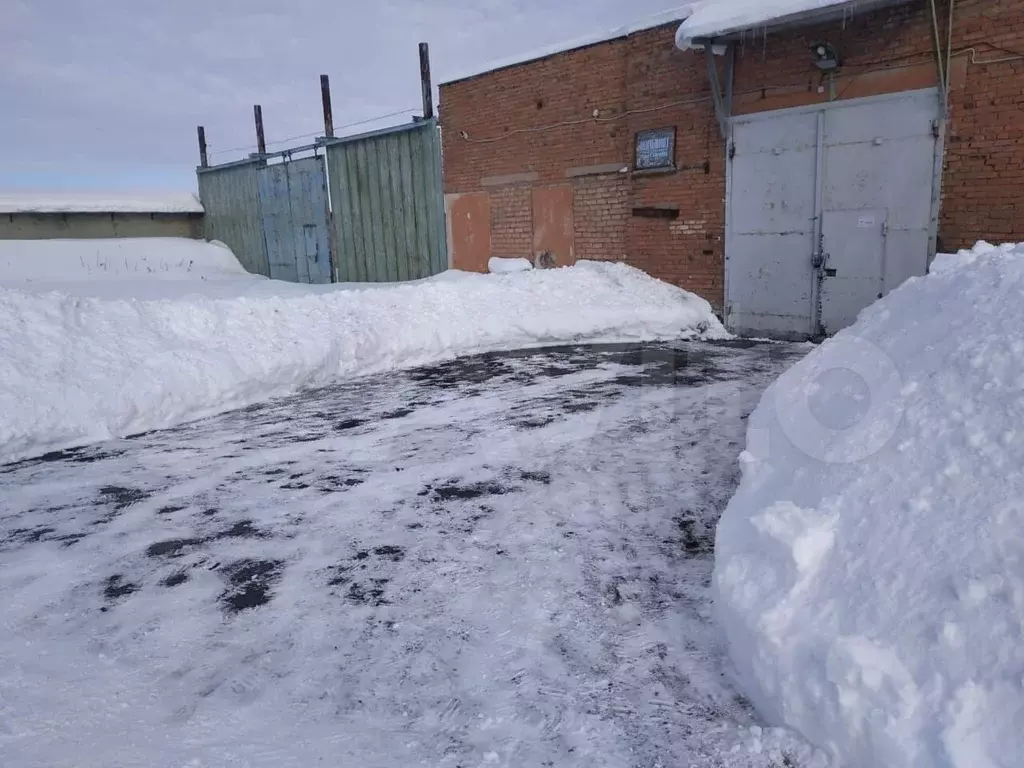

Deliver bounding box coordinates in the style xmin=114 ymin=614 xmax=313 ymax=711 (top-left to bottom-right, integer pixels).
xmin=812 ymin=251 xmax=826 ymax=269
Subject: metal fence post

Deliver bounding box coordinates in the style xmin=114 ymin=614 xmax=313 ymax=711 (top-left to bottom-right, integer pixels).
xmin=419 ymin=43 xmax=434 ymax=120
xmin=196 ymin=126 xmax=209 ymax=168
xmin=254 ymin=105 xmax=267 ymax=155
xmin=320 ymin=75 xmax=335 ymax=138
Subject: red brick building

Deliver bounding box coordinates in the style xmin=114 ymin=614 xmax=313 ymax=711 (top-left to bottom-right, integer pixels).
xmin=439 ymin=0 xmax=1024 ymax=338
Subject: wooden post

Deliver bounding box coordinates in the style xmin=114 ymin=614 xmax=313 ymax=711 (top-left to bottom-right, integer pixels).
xmin=253 ymin=105 xmax=266 ymax=155
xmin=419 ymin=42 xmax=434 ymax=120
xmin=196 ymin=125 xmax=208 ymax=168
xmin=320 ymin=75 xmax=335 ymax=138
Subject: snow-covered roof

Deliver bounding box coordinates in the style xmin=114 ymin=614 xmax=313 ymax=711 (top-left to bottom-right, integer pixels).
xmin=0 ymin=191 xmax=204 ymax=215
xmin=676 ymin=0 xmax=907 ymax=48
xmin=440 ymin=6 xmax=697 ymax=85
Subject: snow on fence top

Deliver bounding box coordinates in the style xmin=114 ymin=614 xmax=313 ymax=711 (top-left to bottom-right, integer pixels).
xmin=0 ymin=191 xmax=204 ymax=215
xmin=676 ymin=0 xmax=904 ymax=48
xmin=439 ymin=5 xmax=696 ymax=85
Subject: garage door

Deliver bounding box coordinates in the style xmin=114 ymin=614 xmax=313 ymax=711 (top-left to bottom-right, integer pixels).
xmin=725 ymin=89 xmax=941 ymax=339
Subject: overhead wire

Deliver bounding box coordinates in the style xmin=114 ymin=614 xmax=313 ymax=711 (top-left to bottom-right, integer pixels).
xmin=207 ymin=107 xmax=421 ymax=157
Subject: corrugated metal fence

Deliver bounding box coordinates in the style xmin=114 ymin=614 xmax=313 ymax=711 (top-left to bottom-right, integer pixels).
xmin=197 ymin=119 xmax=447 ymax=284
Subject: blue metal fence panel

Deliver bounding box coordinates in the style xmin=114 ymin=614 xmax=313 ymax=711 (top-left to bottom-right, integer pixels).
xmin=197 ymin=161 xmax=269 ymax=277
xmin=326 ymin=120 xmax=447 ymax=282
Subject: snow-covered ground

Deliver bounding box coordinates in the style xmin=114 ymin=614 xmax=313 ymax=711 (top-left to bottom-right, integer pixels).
xmin=0 ymin=339 xmax=828 ymax=768
xmin=0 ymin=238 xmax=251 ymax=299
xmin=488 ymin=256 xmax=533 ymax=274
xmin=715 ymin=242 xmax=1024 ymax=767
xmin=0 ymin=239 xmax=726 ymax=464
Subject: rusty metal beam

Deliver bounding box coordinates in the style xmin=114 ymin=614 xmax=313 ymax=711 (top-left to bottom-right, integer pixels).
xmin=320 ymin=75 xmax=335 ymax=138
xmin=253 ymin=104 xmax=267 ymax=155
xmin=196 ymin=125 xmax=208 ymax=168
xmin=419 ymin=42 xmax=434 ymax=120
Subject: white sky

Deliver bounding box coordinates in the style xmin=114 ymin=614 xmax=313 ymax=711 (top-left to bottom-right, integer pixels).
xmin=2 ymin=0 xmax=690 ymax=192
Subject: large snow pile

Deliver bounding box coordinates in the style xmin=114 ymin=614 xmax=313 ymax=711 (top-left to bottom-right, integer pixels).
xmin=0 ymin=245 xmax=725 ymax=463
xmin=715 ymin=242 xmax=1024 ymax=767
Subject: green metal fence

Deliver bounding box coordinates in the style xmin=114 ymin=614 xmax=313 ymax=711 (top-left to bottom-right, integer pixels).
xmin=325 ymin=120 xmax=447 ymax=282
xmin=197 ymin=160 xmax=270 ymax=277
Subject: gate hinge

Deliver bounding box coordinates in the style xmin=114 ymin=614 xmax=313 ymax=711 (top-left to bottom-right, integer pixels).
xmin=728 ymin=142 xmax=736 ymax=161
xmin=931 ymin=118 xmax=941 ymax=139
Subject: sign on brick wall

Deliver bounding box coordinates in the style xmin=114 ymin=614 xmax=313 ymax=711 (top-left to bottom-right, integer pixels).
xmin=635 ymin=128 xmax=676 ymax=171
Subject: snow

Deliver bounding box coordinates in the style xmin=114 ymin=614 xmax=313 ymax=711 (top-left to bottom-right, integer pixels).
xmin=0 ymin=239 xmax=726 ymax=464
xmin=488 ymin=256 xmax=533 ymax=274
xmin=0 ymin=237 xmax=249 ymax=296
xmin=0 ymin=339 xmax=826 ymax=767
xmin=714 ymin=241 xmax=1024 ymax=767
xmin=0 ymin=190 xmax=203 ymax=214
xmin=440 ymin=6 xmax=696 ymax=84
xmin=676 ymin=0 xmax=893 ymax=49
xmin=0 ymin=237 xmax=439 ymax=301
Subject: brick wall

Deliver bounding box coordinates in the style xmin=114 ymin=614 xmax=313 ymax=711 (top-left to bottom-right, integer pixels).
xmin=572 ymin=175 xmax=629 ymax=261
xmin=488 ymin=185 xmax=533 ymax=257
xmin=623 ymin=25 xmax=727 ymax=303
xmin=441 ymin=40 xmax=629 ymax=193
xmin=942 ymin=0 xmax=1024 ymax=248
xmin=440 ymin=0 xmax=1024 ymax=309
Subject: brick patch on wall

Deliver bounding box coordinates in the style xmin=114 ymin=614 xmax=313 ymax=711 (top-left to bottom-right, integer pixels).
xmin=488 ymin=185 xmax=533 ymax=258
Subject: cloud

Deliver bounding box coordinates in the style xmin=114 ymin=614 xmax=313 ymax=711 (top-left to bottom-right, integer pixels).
xmin=1 ymin=0 xmax=688 ymax=190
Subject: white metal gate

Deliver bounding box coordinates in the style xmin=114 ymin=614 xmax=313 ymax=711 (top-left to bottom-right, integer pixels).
xmin=725 ymin=89 xmax=942 ymax=339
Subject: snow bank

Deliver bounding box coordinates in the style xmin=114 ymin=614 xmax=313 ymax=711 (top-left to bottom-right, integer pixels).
xmin=0 ymin=258 xmax=725 ymax=463
xmin=0 ymin=238 xmax=278 ymax=301
xmin=715 ymin=242 xmax=1024 ymax=767
xmin=0 ymin=237 xmax=247 ymax=284
xmin=488 ymin=256 xmax=533 ymax=274
xmin=0 ymin=190 xmax=203 ymax=214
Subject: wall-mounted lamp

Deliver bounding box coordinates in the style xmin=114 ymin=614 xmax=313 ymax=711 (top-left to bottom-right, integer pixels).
xmin=811 ymin=42 xmax=841 ymax=71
